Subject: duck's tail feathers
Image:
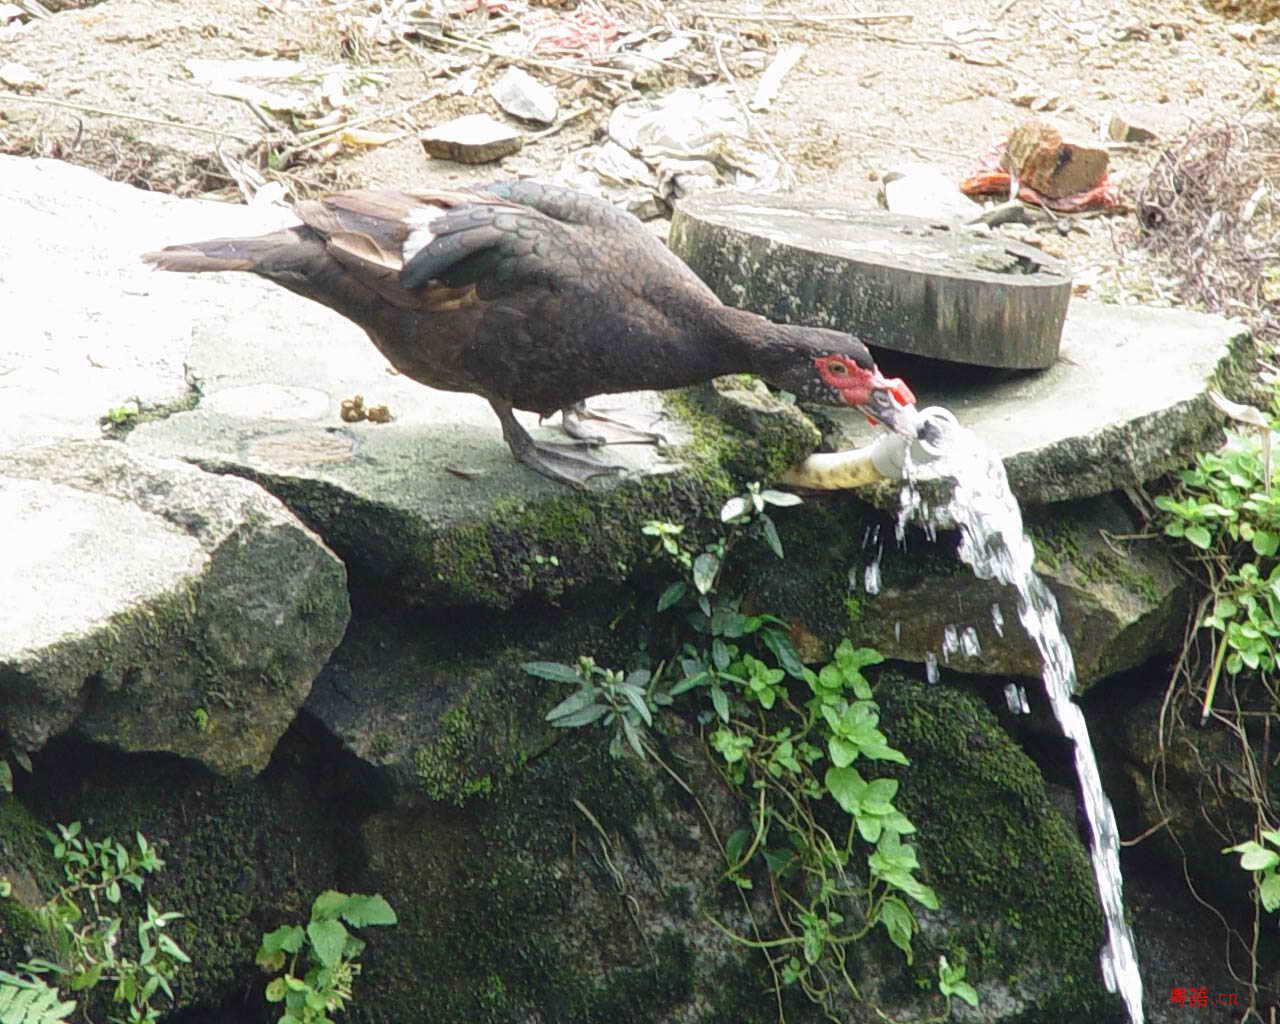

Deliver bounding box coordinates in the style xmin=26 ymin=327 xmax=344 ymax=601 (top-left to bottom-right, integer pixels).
xmin=142 ymin=227 xmax=320 ymax=275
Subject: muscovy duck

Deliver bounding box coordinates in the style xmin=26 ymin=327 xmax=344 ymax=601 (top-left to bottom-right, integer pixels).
xmin=144 ymin=181 xmax=917 ymax=487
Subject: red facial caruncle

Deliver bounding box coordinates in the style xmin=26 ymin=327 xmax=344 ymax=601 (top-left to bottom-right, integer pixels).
xmin=814 ymin=354 xmax=916 ymax=410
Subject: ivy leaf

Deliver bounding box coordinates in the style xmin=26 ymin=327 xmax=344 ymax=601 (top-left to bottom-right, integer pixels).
xmin=339 ymin=894 xmax=397 ymax=927
xmin=545 ymin=688 xmax=597 ymax=722
xmin=824 ymin=766 xmax=866 ymax=814
xmin=761 ymin=489 xmax=802 ymax=508
xmin=1262 ymin=873 xmax=1280 ymax=913
xmin=260 ymin=924 xmax=306 ymax=956
xmin=710 ymin=683 xmax=730 ymax=723
xmin=760 ymin=515 xmax=784 ymax=559
xmin=1185 ymin=525 xmax=1213 ymax=549
xmin=619 ymin=684 xmax=654 ymax=727
xmin=307 ymin=919 xmax=349 ymax=969
xmin=878 ymin=897 xmax=915 ymax=963
xmin=761 ymin=629 xmax=806 ymax=679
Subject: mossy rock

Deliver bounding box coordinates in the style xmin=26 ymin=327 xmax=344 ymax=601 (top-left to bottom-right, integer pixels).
xmin=868 ymin=672 xmax=1120 ymax=1019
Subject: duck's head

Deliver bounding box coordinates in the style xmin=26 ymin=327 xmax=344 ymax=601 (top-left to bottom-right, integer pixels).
xmin=760 ymin=327 xmax=918 ymax=437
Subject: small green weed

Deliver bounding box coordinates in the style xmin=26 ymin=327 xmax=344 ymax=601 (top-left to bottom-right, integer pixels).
xmin=1223 ymin=830 xmax=1280 ymax=912
xmin=257 ymin=891 xmax=397 ymax=1024
xmin=1156 ymin=428 xmax=1280 ymax=679
xmin=0 ymin=823 xmax=188 ymax=1024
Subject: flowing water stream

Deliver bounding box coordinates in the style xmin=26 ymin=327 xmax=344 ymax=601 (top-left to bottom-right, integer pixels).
xmin=894 ymin=411 xmax=1145 ymax=1024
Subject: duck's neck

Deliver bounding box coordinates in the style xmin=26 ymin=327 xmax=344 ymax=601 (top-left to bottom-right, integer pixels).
xmin=706 ymin=305 xmax=803 ymax=378
xmin=701 ymin=305 xmax=798 ymax=378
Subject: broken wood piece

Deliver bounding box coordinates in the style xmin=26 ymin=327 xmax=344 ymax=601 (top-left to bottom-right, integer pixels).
xmin=1003 ymin=119 xmax=1108 ymax=199
xmin=419 ymin=114 xmax=524 ymax=163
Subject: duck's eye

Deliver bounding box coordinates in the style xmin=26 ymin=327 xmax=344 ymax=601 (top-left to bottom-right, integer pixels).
xmin=826 ymin=360 xmax=849 ymax=375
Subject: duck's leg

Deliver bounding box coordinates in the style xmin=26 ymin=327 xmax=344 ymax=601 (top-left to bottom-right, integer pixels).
xmin=557 ymin=401 xmax=668 ymax=446
xmin=490 ymin=399 xmax=624 ymax=488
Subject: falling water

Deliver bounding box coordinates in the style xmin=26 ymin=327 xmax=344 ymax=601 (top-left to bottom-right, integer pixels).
xmin=924 ymin=651 xmax=939 ymax=684
xmin=896 ymin=412 xmax=1144 ymax=1024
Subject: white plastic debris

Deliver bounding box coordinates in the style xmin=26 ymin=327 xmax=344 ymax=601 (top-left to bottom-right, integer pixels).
xmin=749 ymin=44 xmax=805 ymax=112
xmin=607 ymin=86 xmax=782 ymax=198
xmin=0 ymin=60 xmax=39 ymax=90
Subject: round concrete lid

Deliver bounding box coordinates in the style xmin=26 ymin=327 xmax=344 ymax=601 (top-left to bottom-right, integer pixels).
xmin=670 ymin=192 xmax=1072 ymax=370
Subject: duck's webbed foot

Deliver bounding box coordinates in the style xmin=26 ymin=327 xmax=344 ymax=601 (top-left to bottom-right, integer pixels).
xmin=492 ymin=400 xmax=624 ymax=488
xmin=555 ymin=401 xmax=668 ymax=447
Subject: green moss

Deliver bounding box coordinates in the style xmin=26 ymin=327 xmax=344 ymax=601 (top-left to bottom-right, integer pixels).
xmin=411 ymin=657 xmax=556 ymax=806
xmin=0 ymin=797 xmax=57 ymax=966
xmin=1027 ymin=513 xmax=1162 ymax=606
xmin=355 ymin=736 xmax=696 ymax=1024
xmin=872 ymin=673 xmax=1118 ymax=1016
xmin=844 ymin=593 xmax=864 ymax=623
xmin=98 ymin=388 xmax=201 ymax=438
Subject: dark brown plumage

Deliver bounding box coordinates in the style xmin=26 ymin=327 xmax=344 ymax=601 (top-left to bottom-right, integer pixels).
xmin=144 ymin=181 xmax=916 ymax=486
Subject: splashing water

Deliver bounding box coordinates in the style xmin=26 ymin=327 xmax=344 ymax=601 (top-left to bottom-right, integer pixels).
xmin=896 ymin=411 xmax=1144 ymax=1024
xmin=924 ymin=650 xmax=939 ymax=684
xmin=1004 ymin=682 xmax=1030 ymax=715
xmin=961 ymin=626 xmax=982 ymax=659
xmin=991 ymin=602 xmax=1005 ymax=637
xmin=942 ymin=624 xmax=960 ymax=664
xmin=864 ymin=557 xmax=882 ymax=596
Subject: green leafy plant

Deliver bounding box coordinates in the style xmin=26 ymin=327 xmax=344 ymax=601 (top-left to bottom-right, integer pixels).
xmin=0 ymin=972 xmax=75 ymax=1024
xmin=524 ymin=486 xmax=950 ymax=1018
xmin=1224 ymin=830 xmax=1280 ymax=912
xmin=937 ymin=955 xmax=979 ymax=1009
xmin=1156 ymin=428 xmax=1280 ymax=680
xmin=1 ymin=823 xmax=188 ymax=1024
xmin=525 ymin=657 xmax=660 ymax=760
xmin=256 ymin=891 xmax=397 ymax=1024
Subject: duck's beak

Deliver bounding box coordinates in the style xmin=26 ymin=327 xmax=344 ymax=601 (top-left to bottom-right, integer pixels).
xmin=862 ymin=374 xmax=919 ymax=437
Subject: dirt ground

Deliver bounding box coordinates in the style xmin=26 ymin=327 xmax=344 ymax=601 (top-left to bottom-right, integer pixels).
xmin=1 ymin=0 xmax=1276 ymax=313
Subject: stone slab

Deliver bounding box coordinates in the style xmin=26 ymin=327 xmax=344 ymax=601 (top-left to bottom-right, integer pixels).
xmin=0 ymin=439 xmax=350 ymax=775
xmin=0 ymin=156 xmax=298 ymax=453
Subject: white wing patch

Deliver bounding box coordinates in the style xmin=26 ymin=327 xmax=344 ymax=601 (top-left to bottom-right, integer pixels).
xmin=403 ymin=206 xmax=441 ymax=264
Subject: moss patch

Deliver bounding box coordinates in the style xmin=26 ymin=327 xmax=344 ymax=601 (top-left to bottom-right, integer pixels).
xmin=872 ymin=672 xmax=1118 ymax=1017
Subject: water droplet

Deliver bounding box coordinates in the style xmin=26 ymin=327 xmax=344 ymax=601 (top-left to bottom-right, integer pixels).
xmin=864 ymin=558 xmax=881 ymax=595
xmin=941 ymin=624 xmax=959 ymax=663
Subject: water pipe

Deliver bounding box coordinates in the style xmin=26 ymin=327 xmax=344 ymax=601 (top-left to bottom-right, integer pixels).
xmin=780 ymin=407 xmax=958 ymax=490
